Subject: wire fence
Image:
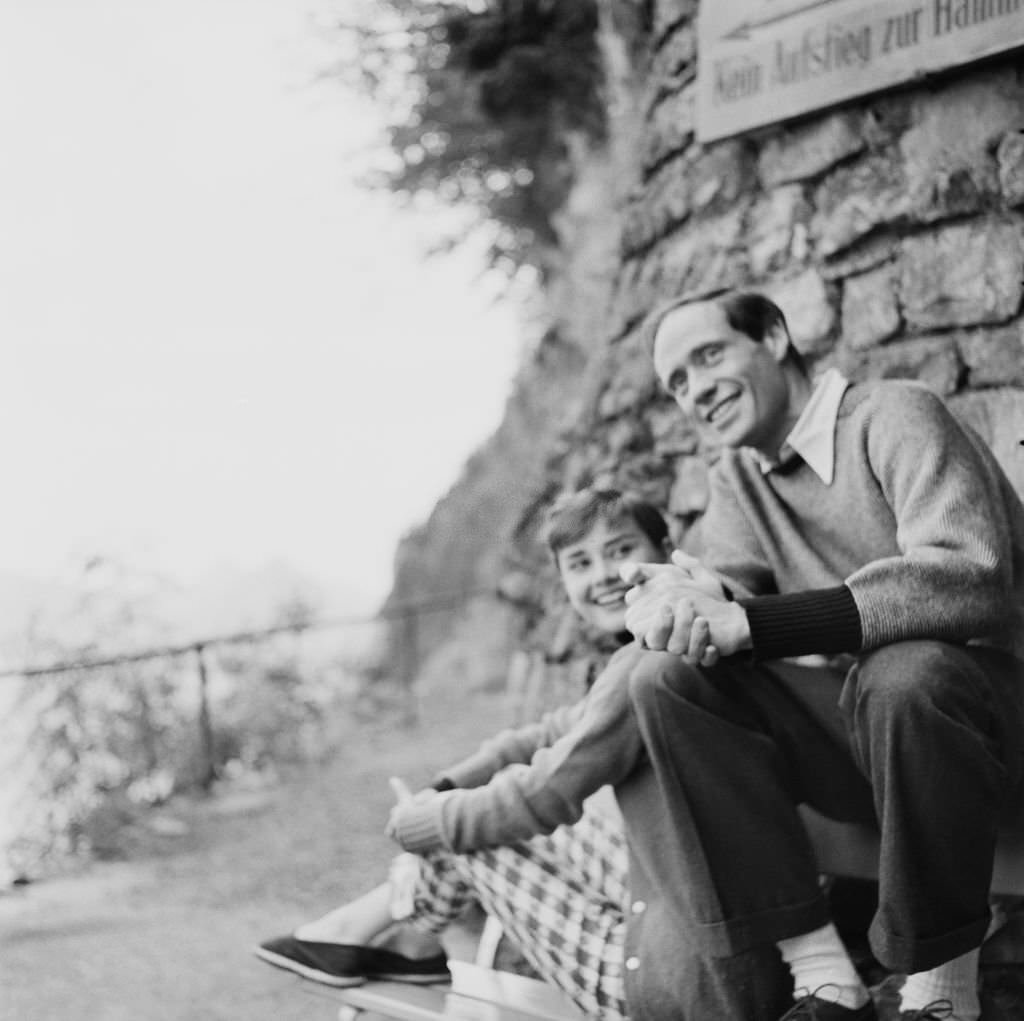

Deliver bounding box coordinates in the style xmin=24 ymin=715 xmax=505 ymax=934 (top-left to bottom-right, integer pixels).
xmin=0 ymin=588 xmax=494 ymax=680
xmin=0 ymin=588 xmax=496 ymax=796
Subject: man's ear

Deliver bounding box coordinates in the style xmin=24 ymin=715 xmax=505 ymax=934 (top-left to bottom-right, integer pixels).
xmin=764 ymin=320 xmax=791 ymax=363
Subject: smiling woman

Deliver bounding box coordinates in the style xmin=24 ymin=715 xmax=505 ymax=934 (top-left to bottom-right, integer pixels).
xmin=545 ymin=488 xmax=671 ymax=636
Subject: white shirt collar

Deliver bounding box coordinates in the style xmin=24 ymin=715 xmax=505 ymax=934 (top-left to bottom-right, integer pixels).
xmin=752 ymin=368 xmax=849 ymax=484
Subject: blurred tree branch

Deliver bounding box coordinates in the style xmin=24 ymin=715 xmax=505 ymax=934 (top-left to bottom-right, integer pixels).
xmin=334 ymin=0 xmax=608 ymax=276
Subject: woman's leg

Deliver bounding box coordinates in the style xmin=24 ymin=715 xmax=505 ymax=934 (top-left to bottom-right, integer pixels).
xmin=293 ymin=874 xmax=444 ymax=958
xmin=404 ymin=809 xmax=628 ymax=1021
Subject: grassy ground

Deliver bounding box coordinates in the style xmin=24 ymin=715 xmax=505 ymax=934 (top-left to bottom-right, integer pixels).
xmin=0 ymin=686 xmax=507 ymax=1021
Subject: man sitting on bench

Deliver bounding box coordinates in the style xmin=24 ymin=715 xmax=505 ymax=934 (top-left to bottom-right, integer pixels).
xmin=620 ymin=291 xmax=1024 ymax=1021
xmin=256 ymin=485 xmax=795 ymax=1021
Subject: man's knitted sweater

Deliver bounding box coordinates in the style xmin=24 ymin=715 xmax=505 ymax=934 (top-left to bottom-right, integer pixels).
xmin=710 ymin=380 xmax=1024 ymax=661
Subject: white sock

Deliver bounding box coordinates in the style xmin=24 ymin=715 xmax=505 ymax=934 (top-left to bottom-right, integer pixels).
xmin=777 ymin=922 xmax=870 ymax=1009
xmin=900 ymin=947 xmax=980 ymax=1021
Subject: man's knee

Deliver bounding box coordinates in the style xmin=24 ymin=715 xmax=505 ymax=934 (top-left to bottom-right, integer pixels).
xmin=627 ymin=651 xmax=706 ymax=718
xmin=851 ymin=640 xmax=979 ymax=723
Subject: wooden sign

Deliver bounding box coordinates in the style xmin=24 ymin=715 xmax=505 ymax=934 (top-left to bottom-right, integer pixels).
xmin=696 ymin=0 xmax=1024 ymax=143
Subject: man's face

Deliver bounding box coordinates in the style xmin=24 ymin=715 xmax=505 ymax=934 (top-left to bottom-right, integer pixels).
xmin=556 ymin=516 xmax=667 ymax=634
xmin=652 ymin=301 xmax=791 ymax=453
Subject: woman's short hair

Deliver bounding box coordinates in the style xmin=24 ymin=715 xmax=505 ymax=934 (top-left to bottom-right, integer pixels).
xmin=543 ymin=486 xmax=669 ymax=559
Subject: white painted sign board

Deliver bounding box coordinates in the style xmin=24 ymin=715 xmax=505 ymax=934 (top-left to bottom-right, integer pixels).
xmin=696 ymin=0 xmax=1024 ymax=142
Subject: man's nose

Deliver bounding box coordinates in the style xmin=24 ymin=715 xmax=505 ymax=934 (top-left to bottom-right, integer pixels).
xmin=691 ymin=369 xmax=716 ymax=408
xmin=594 ymin=555 xmax=619 ymax=582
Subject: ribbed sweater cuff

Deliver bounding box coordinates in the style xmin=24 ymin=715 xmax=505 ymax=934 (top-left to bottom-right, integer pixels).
xmin=391 ymin=795 xmax=450 ymax=854
xmin=738 ymin=585 xmax=862 ymax=661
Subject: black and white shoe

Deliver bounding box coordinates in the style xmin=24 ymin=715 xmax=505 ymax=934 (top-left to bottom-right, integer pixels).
xmin=779 ymin=993 xmax=878 ymax=1020
xmin=254 ymin=934 xmax=451 ymax=987
xmin=899 ymin=1002 xmax=956 ymax=1020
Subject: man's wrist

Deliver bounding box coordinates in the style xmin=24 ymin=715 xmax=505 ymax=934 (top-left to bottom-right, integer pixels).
xmin=725 ymin=601 xmax=752 ymax=653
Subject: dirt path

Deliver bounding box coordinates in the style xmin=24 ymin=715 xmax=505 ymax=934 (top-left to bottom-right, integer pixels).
xmin=0 ymin=689 xmax=506 ymax=1021
xmin=8 ymin=682 xmax=1024 ymax=1021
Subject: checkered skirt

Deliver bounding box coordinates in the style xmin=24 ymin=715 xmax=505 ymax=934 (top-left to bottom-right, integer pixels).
xmin=389 ymin=807 xmax=629 ymax=1020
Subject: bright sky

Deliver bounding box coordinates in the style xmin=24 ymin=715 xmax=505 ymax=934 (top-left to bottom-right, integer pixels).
xmin=0 ymin=0 xmax=525 ymax=624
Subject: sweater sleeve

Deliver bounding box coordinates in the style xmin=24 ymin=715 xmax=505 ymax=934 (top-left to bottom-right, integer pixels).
xmin=842 ymin=385 xmax=1016 ymax=649
xmin=432 ymin=703 xmax=584 ymax=790
xmin=389 ymin=644 xmax=653 ymax=854
xmin=737 ymin=385 xmax=1018 ymax=658
xmin=739 ymin=585 xmax=863 ymax=660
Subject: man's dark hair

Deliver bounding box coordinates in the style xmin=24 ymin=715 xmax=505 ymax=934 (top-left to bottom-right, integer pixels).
xmin=544 ymin=486 xmax=669 ymax=558
xmin=640 ymin=291 xmax=807 ymax=374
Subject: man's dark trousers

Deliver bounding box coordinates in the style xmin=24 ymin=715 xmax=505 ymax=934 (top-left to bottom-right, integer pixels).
xmin=629 ymin=641 xmax=1024 ymax=972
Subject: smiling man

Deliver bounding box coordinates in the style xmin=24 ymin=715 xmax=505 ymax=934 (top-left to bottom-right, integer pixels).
xmin=622 ymin=291 xmax=1024 ymax=1021
xmin=655 ymin=294 xmax=809 ymax=456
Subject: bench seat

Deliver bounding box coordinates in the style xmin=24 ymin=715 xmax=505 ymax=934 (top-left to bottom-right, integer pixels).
xmin=332 ymin=960 xmax=585 ymax=1021
xmin=800 ymin=806 xmax=1024 ymax=895
xmin=329 ymin=810 xmax=1024 ymax=1021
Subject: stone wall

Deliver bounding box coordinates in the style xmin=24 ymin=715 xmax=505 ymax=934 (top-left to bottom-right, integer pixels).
xmin=386 ymin=1 xmax=1024 ymax=690
xmin=522 ymin=6 xmax=1024 ymax=656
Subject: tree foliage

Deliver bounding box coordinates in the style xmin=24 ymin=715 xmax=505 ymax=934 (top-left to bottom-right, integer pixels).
xmin=344 ymin=0 xmax=607 ymax=274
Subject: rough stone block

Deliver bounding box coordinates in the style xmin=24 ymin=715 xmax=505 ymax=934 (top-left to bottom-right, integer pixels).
xmin=765 ymin=269 xmax=837 ymax=356
xmin=860 ymin=91 xmax=915 ymax=149
xmin=631 ymin=138 xmax=757 ymax=256
xmin=621 ymin=253 xmax=668 ymax=336
xmin=909 ymin=164 xmax=997 ymax=225
xmin=959 ymin=322 xmax=1024 ymax=388
xmin=998 ymin=131 xmax=1024 ymax=208
xmin=949 ymin=388 xmax=1024 ymax=497
xmin=496 ymin=571 xmax=538 ymax=608
xmin=649 ymin=160 xmax=694 ymax=231
xmin=614 ymin=453 xmax=674 ymax=506
xmin=658 ymin=206 xmax=749 ymax=300
xmin=668 ymin=454 xmax=710 ymax=517
xmin=899 ymin=70 xmax=1020 ymax=223
xmin=597 ymin=332 xmax=661 ymax=419
xmin=605 ymin=415 xmax=652 ymax=456
xmin=621 ymin=201 xmax=654 ymax=260
xmin=841 ymin=263 xmax=901 ymax=351
xmin=840 ymin=336 xmax=962 ymax=396
xmin=607 ymin=258 xmax=651 ymax=340
xmin=620 ymin=206 xmax=651 ymax=261
xmin=811 ymin=155 xmax=910 ymax=257
xmin=625 ymin=156 xmax=692 ymax=256
xmin=747 ymin=185 xmax=812 ymax=277
xmin=644 ymin=84 xmax=696 ymax=171
xmin=561 ymin=445 xmax=601 ymax=491
xmin=652 ymin=0 xmax=697 ymax=42
xmin=651 ymin=21 xmax=696 ymax=82
xmin=648 ymin=401 xmax=699 ymax=456
xmin=690 ymin=139 xmax=757 ymax=214
xmin=821 ymin=235 xmax=900 ymax=282
xmin=900 ymin=219 xmax=1024 ymax=331
xmin=757 ymin=111 xmax=865 ymax=189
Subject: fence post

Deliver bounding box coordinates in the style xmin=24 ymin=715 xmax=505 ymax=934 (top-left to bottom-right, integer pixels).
xmin=400 ymin=608 xmax=420 ymax=726
xmin=194 ymin=644 xmax=217 ymax=791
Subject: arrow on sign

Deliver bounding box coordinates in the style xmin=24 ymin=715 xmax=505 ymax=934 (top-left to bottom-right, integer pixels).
xmin=722 ymin=0 xmax=849 ymax=40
